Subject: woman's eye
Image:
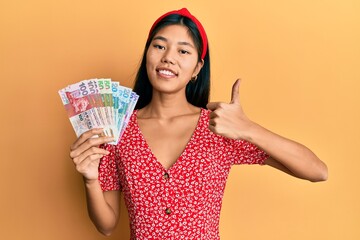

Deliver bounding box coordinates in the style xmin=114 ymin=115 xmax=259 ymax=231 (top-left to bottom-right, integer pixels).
xmin=154 ymin=44 xmax=165 ymax=50
xmin=179 ymin=50 xmax=190 ymax=55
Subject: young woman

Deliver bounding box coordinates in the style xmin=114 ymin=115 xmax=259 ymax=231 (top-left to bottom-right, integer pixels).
xmin=69 ymin=8 xmax=328 ymax=239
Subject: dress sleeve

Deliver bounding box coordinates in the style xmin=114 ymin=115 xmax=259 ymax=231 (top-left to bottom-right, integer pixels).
xmin=225 ymin=138 xmax=269 ymax=165
xmin=98 ymin=144 xmax=121 ymax=192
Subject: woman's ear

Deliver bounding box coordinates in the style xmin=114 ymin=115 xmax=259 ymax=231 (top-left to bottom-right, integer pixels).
xmin=192 ymin=59 xmax=204 ymax=78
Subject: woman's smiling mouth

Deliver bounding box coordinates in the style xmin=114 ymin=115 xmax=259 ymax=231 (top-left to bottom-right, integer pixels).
xmin=157 ymin=68 xmax=178 ymax=77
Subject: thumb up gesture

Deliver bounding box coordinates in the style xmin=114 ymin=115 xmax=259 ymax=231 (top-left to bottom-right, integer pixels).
xmin=206 ymin=79 xmax=254 ymax=140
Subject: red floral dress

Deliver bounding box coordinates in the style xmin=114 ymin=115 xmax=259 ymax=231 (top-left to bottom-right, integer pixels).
xmin=99 ymin=108 xmax=269 ymax=239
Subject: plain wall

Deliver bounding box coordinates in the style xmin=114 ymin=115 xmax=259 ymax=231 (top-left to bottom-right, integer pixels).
xmin=0 ymin=0 xmax=359 ymax=239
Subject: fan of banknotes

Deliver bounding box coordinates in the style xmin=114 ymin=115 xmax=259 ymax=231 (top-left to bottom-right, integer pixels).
xmin=58 ymin=78 xmax=139 ymax=145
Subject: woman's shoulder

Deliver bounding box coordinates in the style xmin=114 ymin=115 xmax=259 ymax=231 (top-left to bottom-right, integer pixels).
xmin=199 ymin=107 xmax=211 ymax=122
xmin=201 ymin=107 xmax=211 ymax=114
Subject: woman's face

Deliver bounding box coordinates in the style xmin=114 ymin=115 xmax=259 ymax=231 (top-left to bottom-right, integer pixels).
xmin=146 ymin=24 xmax=204 ymax=95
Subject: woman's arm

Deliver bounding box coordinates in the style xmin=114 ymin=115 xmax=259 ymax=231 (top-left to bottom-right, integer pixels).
xmin=244 ymin=122 xmax=327 ymax=181
xmin=70 ymin=129 xmax=121 ymax=235
xmin=207 ymin=79 xmax=328 ymax=182
xmin=84 ymin=180 xmax=120 ymax=236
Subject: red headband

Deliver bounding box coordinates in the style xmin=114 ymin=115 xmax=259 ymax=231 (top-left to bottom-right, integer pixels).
xmin=148 ymin=8 xmax=208 ymax=60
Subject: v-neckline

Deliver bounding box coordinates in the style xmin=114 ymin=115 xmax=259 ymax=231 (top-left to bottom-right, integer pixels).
xmin=134 ymin=108 xmax=203 ymax=171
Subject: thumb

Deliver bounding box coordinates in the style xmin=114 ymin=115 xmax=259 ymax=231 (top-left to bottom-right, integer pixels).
xmin=230 ymin=79 xmax=241 ymax=104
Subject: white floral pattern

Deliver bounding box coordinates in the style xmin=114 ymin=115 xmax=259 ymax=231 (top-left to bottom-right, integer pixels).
xmin=99 ymin=108 xmax=268 ymax=239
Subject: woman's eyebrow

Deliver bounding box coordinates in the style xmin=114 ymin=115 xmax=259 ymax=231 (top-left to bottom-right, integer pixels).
xmin=153 ymin=36 xmax=195 ymax=49
xmin=153 ymin=36 xmax=167 ymax=42
xmin=178 ymin=41 xmax=195 ymax=49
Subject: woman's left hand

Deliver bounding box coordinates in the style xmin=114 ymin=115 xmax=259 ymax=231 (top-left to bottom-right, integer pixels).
xmin=207 ymin=79 xmax=254 ymax=140
xmin=208 ymin=79 xmax=328 ymax=181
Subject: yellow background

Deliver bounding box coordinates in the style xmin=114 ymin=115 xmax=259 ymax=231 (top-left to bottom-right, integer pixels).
xmin=0 ymin=0 xmax=359 ymax=239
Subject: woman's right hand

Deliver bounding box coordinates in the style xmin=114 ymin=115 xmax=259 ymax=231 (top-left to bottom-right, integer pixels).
xmin=69 ymin=128 xmax=114 ymax=181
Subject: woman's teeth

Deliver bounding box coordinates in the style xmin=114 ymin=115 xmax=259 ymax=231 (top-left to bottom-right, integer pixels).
xmin=159 ymin=70 xmax=175 ymax=76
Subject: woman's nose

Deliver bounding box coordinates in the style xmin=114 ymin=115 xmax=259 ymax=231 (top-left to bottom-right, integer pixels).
xmin=161 ymin=49 xmax=176 ymax=65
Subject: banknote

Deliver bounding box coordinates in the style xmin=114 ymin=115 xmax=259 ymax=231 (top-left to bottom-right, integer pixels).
xmin=97 ymin=78 xmax=114 ymax=137
xmin=116 ymin=86 xmax=132 ymax=139
xmin=58 ymin=87 xmax=97 ymax=137
xmin=120 ymin=91 xmax=139 ymax=138
xmin=59 ymin=78 xmax=139 ymax=144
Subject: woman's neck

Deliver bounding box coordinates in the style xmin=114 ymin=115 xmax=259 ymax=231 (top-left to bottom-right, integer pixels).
xmin=138 ymin=91 xmax=200 ymax=119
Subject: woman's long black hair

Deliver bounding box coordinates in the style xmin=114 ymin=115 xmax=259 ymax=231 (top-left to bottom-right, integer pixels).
xmin=133 ymin=14 xmax=210 ymax=109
